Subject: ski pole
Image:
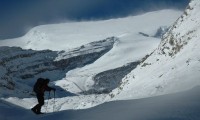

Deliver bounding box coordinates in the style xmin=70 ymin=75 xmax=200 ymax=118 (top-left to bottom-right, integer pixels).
xmin=46 ymin=91 xmax=50 ymax=113
xmin=53 ymin=90 xmax=55 ymax=112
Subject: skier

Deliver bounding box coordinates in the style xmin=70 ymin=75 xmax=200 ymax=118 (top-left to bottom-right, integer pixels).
xmin=31 ymin=78 xmax=56 ymax=114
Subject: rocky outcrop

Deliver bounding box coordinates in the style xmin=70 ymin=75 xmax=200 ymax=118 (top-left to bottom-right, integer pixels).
xmin=154 ymin=26 xmax=169 ymax=38
xmin=83 ymin=61 xmax=140 ymax=94
xmin=158 ymin=0 xmax=199 ymax=57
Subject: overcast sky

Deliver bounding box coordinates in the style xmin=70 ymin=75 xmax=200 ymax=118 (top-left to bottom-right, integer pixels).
xmin=0 ymin=0 xmax=189 ymax=40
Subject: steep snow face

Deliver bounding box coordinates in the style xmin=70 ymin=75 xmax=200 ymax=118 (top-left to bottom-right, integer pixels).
xmin=158 ymin=0 xmax=200 ymax=56
xmin=110 ymin=0 xmax=200 ymax=100
xmin=0 ymin=10 xmax=181 ymax=51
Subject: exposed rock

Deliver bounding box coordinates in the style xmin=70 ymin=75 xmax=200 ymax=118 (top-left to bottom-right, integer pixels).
xmin=154 ymin=26 xmax=169 ymax=38
xmin=83 ymin=61 xmax=140 ymax=94
xmin=0 ymin=37 xmax=117 ymax=95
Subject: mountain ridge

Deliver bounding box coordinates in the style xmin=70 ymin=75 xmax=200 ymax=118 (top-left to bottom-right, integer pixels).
xmin=109 ymin=0 xmax=200 ymax=100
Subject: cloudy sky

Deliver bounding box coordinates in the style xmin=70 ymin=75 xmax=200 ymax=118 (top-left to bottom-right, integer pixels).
xmin=0 ymin=0 xmax=189 ymax=40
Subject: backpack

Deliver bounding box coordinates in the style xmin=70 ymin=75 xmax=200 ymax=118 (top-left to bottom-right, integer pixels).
xmin=33 ymin=78 xmax=45 ymax=93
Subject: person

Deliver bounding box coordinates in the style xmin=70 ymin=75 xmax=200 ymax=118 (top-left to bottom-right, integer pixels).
xmin=31 ymin=78 xmax=56 ymax=114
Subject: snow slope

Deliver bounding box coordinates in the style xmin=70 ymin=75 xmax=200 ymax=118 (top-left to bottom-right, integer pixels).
xmin=1 ymin=86 xmax=200 ymax=120
xmin=110 ymin=0 xmax=200 ymax=100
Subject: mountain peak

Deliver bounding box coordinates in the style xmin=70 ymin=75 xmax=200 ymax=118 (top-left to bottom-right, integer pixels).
xmin=158 ymin=0 xmax=200 ymax=57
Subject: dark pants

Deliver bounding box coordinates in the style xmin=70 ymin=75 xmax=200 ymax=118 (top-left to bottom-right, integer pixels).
xmin=32 ymin=94 xmax=44 ymax=113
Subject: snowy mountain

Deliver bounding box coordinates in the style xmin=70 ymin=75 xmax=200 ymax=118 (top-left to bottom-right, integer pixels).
xmin=110 ymin=0 xmax=200 ymax=100
xmin=1 ymin=2 xmax=197 ymax=119
xmin=0 ymin=9 xmax=181 ymax=97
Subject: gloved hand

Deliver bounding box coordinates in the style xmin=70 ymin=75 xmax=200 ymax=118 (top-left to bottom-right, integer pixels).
xmin=52 ymin=88 xmax=56 ymax=91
